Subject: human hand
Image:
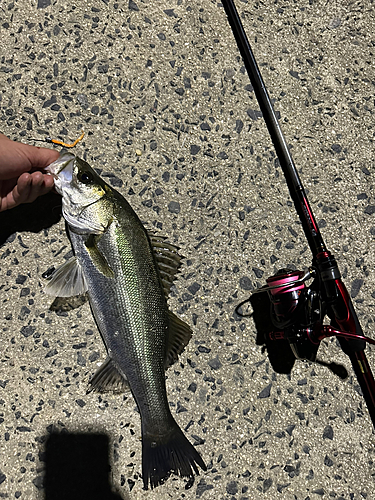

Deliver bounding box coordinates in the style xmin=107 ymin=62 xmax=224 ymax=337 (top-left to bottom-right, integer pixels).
xmin=0 ymin=133 xmax=59 ymax=212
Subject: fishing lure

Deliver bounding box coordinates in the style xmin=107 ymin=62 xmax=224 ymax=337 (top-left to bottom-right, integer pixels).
xmin=31 ymin=130 xmax=85 ymax=148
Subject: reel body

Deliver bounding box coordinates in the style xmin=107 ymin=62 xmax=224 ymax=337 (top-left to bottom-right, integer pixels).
xmin=266 ymin=269 xmax=322 ymax=362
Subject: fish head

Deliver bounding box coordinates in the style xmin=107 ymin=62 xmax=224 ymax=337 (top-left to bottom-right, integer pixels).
xmin=46 ymin=151 xmax=113 ymax=234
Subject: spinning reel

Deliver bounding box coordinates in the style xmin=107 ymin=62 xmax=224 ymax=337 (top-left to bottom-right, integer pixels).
xmin=238 ymin=267 xmax=375 ymax=366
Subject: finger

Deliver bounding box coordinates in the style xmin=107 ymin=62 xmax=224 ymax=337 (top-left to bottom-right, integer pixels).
xmin=21 ymin=144 xmax=60 ymax=171
xmin=0 ymin=172 xmax=55 ymax=211
xmin=12 ymin=173 xmax=33 ymax=206
xmin=29 ymin=172 xmax=56 ymax=203
xmin=0 ymin=137 xmax=60 ymax=180
xmin=0 ymin=178 xmax=18 ymax=211
xmin=16 ymin=172 xmax=54 ymax=205
xmin=43 ymin=172 xmax=55 ymax=190
xmin=30 ymin=170 xmax=44 ymax=186
xmin=30 ymin=172 xmax=55 ymax=199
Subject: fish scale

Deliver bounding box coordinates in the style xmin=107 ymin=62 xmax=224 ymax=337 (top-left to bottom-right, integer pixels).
xmin=71 ymin=223 xmax=170 ymax=428
xmin=45 ymin=152 xmax=206 ymax=489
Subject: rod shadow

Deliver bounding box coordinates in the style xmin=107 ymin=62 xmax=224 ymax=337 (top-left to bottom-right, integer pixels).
xmin=44 ymin=432 xmax=125 ymax=500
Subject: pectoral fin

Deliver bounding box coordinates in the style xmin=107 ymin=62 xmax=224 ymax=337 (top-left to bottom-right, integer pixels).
xmin=85 ymin=234 xmax=115 ymax=278
xmin=164 ymin=311 xmax=193 ymax=369
xmin=88 ymin=356 xmax=130 ymax=393
xmin=44 ymin=257 xmax=88 ymax=297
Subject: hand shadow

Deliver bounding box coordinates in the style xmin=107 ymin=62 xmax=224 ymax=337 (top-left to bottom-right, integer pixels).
xmin=0 ymin=191 xmax=62 ymax=246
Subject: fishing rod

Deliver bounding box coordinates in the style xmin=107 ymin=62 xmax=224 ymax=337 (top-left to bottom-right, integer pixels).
xmin=222 ymin=0 xmax=375 ymax=426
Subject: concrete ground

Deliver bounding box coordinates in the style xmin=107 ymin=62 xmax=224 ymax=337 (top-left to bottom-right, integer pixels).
xmin=1 ymin=0 xmax=375 ymax=499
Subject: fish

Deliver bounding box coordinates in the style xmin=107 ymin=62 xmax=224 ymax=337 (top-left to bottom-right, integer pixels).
xmin=44 ymin=151 xmax=206 ymax=489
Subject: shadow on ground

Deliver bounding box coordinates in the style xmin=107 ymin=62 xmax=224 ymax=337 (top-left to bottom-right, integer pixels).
xmin=44 ymin=432 xmax=126 ymax=500
xmin=249 ymin=288 xmax=297 ymax=374
xmin=0 ymin=192 xmax=62 ymax=246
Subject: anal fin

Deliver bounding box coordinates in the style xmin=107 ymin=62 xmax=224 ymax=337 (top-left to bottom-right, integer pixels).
xmin=88 ymin=357 xmax=130 ymax=393
xmin=165 ymin=312 xmax=193 ymax=369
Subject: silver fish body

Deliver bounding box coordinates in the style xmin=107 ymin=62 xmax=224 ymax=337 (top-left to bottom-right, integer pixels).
xmin=45 ymin=152 xmax=206 ymax=488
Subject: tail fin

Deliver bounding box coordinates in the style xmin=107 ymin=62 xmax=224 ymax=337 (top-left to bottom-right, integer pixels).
xmin=142 ymin=423 xmax=206 ymax=490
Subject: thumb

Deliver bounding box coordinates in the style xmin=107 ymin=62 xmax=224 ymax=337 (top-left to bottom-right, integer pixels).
xmin=16 ymin=142 xmax=60 ymax=171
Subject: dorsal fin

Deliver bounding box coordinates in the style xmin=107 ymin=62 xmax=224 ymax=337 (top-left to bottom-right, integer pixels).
xmin=148 ymin=233 xmax=192 ymax=366
xmin=148 ymin=233 xmax=182 ymax=299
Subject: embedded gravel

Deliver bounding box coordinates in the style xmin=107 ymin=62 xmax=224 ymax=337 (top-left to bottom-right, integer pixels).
xmin=1 ymin=1 xmax=375 ymax=499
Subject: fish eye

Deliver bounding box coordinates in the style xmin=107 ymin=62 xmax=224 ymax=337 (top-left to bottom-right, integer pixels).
xmin=78 ymin=170 xmax=94 ymax=184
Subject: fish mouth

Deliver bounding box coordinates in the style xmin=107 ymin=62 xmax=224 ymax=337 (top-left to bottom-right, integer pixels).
xmin=45 ymin=151 xmax=76 ymax=195
xmin=46 ymin=151 xmax=105 ymax=234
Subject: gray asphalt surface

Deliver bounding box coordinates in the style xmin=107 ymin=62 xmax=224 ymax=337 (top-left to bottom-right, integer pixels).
xmin=1 ymin=1 xmax=375 ymax=499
